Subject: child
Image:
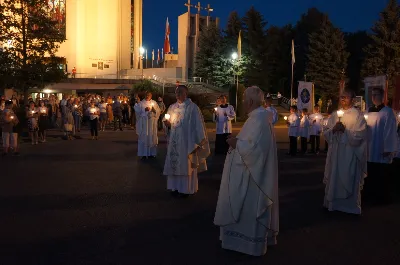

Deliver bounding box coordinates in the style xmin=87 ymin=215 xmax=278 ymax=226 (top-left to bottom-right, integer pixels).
xmin=308 ymin=104 xmax=324 ymax=154
xmin=299 ymin=108 xmax=310 ymax=154
xmin=287 ymin=105 xmax=300 ymax=156
xmin=1 ymin=100 xmax=20 ymax=156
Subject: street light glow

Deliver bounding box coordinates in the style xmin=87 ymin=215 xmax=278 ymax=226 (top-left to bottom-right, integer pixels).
xmin=231 ymin=52 xmax=238 ymax=60
xmin=139 ymin=46 xmax=145 ymax=55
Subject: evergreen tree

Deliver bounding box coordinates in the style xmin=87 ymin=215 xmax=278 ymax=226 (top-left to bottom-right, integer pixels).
xmin=294 ymin=8 xmax=327 ymax=84
xmin=307 ymin=18 xmax=348 ymax=101
xmin=362 ymin=0 xmax=400 ymax=97
xmin=345 ymin=31 xmax=370 ymax=92
xmin=195 ymin=23 xmax=231 ymax=87
xmin=242 ymin=6 xmax=268 ymax=88
xmin=264 ymin=24 xmax=293 ymax=94
xmin=225 ymin=11 xmax=242 ymax=40
xmin=0 ymin=0 xmax=66 ymax=101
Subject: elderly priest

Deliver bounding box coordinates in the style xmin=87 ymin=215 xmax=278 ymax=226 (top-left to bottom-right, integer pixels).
xmin=214 ymin=86 xmax=279 ymax=256
xmin=163 ymin=85 xmax=210 ymax=197
xmin=323 ymin=89 xmax=367 ymax=215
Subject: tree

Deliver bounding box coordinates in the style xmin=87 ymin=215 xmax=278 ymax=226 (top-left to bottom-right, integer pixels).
xmin=307 ymin=18 xmax=349 ymax=101
xmin=194 ymin=23 xmax=231 ymax=87
xmin=0 ymin=0 xmax=66 ymax=102
xmin=345 ymin=31 xmax=370 ymax=93
xmin=362 ymin=0 xmax=400 ymax=97
xmin=224 ymin=11 xmax=242 ymax=51
xmin=131 ymin=80 xmax=160 ymax=95
xmin=264 ymin=24 xmax=293 ymax=94
xmin=294 ymin=8 xmax=327 ymax=85
xmin=242 ymin=6 xmax=268 ymax=88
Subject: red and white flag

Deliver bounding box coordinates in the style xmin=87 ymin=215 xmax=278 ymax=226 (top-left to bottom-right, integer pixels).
xmin=164 ymin=17 xmax=171 ymax=54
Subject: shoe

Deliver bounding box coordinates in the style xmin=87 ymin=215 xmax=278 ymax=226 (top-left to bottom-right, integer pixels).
xmin=91 ymin=136 xmax=95 ymax=140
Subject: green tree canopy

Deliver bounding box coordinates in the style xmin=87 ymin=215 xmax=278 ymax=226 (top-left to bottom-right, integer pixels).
xmin=0 ymin=0 xmax=66 ymax=100
xmin=307 ymin=18 xmax=348 ymax=101
xmin=362 ymin=0 xmax=400 ymax=97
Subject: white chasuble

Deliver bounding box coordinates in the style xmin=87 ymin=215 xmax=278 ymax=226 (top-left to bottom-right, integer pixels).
xmin=136 ymin=99 xmax=161 ymax=157
xmin=214 ymin=107 xmax=279 ymax=256
xmin=323 ymin=107 xmax=367 ymax=214
xmin=163 ymin=99 xmax=210 ymax=194
xmin=366 ymin=107 xmax=398 ymax=164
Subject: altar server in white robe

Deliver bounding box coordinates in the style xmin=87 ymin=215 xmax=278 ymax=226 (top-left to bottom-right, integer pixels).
xmin=214 ymin=95 xmax=236 ymax=155
xmin=323 ymin=89 xmax=367 ymax=215
xmin=309 ymin=104 xmax=324 ymax=154
xmin=136 ymin=92 xmax=161 ymax=159
xmin=265 ymin=97 xmax=278 ymax=126
xmin=163 ymin=85 xmax=210 ymax=197
xmin=364 ymin=87 xmax=398 ymax=204
xmin=214 ymin=86 xmax=279 ymax=256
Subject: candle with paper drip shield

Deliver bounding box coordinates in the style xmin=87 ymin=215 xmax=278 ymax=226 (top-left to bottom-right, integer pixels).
xmin=364 ymin=114 xmax=368 ymax=120
xmin=337 ymin=110 xmax=344 ymax=122
xmin=90 ymin=108 xmax=96 ymax=114
xmin=10 ymin=115 xmax=14 ymax=120
xmin=284 ymin=116 xmax=288 ymax=121
xmin=164 ymin=114 xmax=171 ymax=120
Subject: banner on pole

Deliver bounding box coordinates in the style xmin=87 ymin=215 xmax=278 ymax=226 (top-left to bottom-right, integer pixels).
xmin=297 ymin=81 xmax=314 ymax=112
xmin=364 ymin=75 xmax=387 ymax=110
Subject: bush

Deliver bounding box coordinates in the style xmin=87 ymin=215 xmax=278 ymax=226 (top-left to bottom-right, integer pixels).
xmin=130 ymin=80 xmax=161 ymax=96
xmin=202 ymin=109 xmax=214 ymax=122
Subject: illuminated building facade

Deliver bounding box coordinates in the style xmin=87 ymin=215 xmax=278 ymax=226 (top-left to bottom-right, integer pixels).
xmin=56 ymin=0 xmax=143 ymax=77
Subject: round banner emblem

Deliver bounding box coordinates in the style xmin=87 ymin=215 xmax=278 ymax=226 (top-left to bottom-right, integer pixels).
xmin=300 ymin=88 xmax=310 ymax=104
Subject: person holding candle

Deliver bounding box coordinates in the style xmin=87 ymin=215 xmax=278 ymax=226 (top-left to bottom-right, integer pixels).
xmin=163 ymin=85 xmax=210 ymax=197
xmin=363 ymin=87 xmax=398 ymax=205
xmin=26 ymin=101 xmax=39 ymax=145
xmin=286 ymin=105 xmax=300 ymax=156
xmin=1 ymin=100 xmax=19 ymax=156
xmin=214 ymin=86 xmax=279 ymax=256
xmin=214 ymin=95 xmax=236 ymax=155
xmin=38 ymin=100 xmax=49 ymax=143
xmin=299 ymin=108 xmax=310 ymax=154
xmin=136 ymin=92 xmax=161 ymax=159
xmin=264 ymin=97 xmax=278 ymax=126
xmin=323 ymin=89 xmax=367 ymax=215
xmin=72 ymin=98 xmax=83 ymax=133
xmin=98 ymin=99 xmax=108 ymax=131
xmin=87 ymin=101 xmax=100 ymax=140
xmin=308 ymin=104 xmax=324 ymax=154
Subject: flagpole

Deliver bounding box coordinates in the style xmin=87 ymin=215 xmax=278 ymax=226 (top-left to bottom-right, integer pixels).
xmin=291 ymin=63 xmax=294 ymax=106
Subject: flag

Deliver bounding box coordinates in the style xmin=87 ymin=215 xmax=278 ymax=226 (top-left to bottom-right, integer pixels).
xmin=164 ymin=17 xmax=171 ymax=54
xmin=157 ymin=49 xmax=160 ymax=63
xmin=152 ymin=49 xmax=154 ymax=61
xmin=237 ymin=30 xmax=242 ymax=58
xmin=162 ymin=48 xmax=164 ymax=60
xmin=291 ymin=39 xmax=295 ymax=65
xmin=145 ymin=49 xmax=148 ymax=60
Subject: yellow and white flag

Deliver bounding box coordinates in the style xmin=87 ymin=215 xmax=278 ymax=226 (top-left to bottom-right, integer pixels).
xmin=238 ymin=30 xmax=242 ymax=59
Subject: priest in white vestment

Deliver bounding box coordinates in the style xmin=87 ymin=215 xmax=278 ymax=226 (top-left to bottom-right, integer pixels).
xmin=214 ymin=86 xmax=279 ymax=256
xmin=323 ymin=89 xmax=367 ymax=215
xmin=136 ymin=92 xmax=161 ymax=159
xmin=163 ymin=85 xmax=210 ymax=197
xmin=364 ymin=87 xmax=398 ymax=204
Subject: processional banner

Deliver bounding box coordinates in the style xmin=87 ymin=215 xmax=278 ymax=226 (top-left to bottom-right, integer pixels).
xmin=364 ymin=75 xmax=387 ymax=110
xmin=297 ymin=81 xmax=314 ymax=112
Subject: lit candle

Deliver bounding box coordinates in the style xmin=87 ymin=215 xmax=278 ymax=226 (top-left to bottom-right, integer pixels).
xmin=284 ymin=116 xmax=288 ymax=121
xmin=90 ymin=108 xmax=96 ymax=114
xmin=214 ymin=107 xmax=217 ymax=112
xmin=165 ymin=114 xmax=170 ymax=120
xmin=337 ymin=110 xmax=344 ymax=122
xmin=364 ymin=114 xmax=368 ymax=120
xmin=124 ymin=101 xmax=127 ymax=103
xmin=74 ymin=104 xmax=78 ymax=108
xmin=112 ymin=100 xmax=115 ymax=103
xmin=31 ymin=110 xmax=34 ymax=114
xmin=10 ymin=115 xmax=14 ymax=120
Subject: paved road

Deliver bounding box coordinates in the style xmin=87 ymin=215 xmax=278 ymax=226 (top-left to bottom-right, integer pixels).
xmin=0 ymin=128 xmax=399 ymax=265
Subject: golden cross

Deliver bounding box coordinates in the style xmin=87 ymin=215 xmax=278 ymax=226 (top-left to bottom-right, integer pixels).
xmin=184 ymin=0 xmax=194 ymax=13
xmin=205 ymin=4 xmax=213 ymax=16
xmin=194 ymin=2 xmax=202 ymax=14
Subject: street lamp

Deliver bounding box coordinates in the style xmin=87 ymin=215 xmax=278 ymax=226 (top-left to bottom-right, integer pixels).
xmin=231 ymin=52 xmax=239 ymax=122
xmin=139 ymin=46 xmax=145 ymax=85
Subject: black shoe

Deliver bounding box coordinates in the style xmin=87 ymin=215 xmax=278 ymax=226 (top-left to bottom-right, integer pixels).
xmin=179 ymin=193 xmax=190 ymax=198
xmin=170 ymin=191 xmax=179 ymax=197
xmin=140 ymin=156 xmax=147 ymax=160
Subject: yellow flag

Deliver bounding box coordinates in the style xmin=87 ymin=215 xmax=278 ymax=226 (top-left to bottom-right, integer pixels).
xmin=238 ymin=30 xmax=242 ymax=59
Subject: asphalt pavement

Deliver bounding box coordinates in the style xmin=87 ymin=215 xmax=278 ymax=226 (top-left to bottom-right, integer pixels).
xmin=0 ymin=127 xmax=399 ymax=265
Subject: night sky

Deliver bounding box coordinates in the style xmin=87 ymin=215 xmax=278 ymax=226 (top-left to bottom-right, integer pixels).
xmin=143 ymin=0 xmax=389 ymax=54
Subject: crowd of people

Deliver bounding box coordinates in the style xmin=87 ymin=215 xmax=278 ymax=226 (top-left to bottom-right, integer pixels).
xmin=1 ymin=85 xmax=400 ymax=258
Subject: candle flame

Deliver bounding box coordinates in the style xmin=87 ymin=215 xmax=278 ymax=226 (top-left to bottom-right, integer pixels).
xmin=165 ymin=114 xmax=170 ymax=120
xmin=337 ymin=110 xmax=344 ymax=118
xmin=284 ymin=116 xmax=288 ymax=120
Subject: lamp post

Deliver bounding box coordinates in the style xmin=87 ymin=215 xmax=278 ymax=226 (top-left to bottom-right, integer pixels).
xmin=139 ymin=46 xmax=145 ymax=86
xmin=231 ymin=52 xmax=238 ymax=122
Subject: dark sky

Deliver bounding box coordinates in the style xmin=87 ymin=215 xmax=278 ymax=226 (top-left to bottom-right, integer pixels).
xmin=143 ymin=0 xmax=389 ymax=54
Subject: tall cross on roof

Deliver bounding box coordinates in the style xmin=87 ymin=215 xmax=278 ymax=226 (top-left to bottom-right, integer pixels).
xmin=194 ymin=2 xmax=202 ymax=14
xmin=204 ymin=4 xmax=213 ymax=16
xmin=184 ymin=0 xmax=194 ymax=13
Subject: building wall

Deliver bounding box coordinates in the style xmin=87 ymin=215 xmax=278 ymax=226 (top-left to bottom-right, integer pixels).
xmin=57 ymin=0 xmax=142 ymax=76
xmin=126 ymin=68 xmax=183 ymax=81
